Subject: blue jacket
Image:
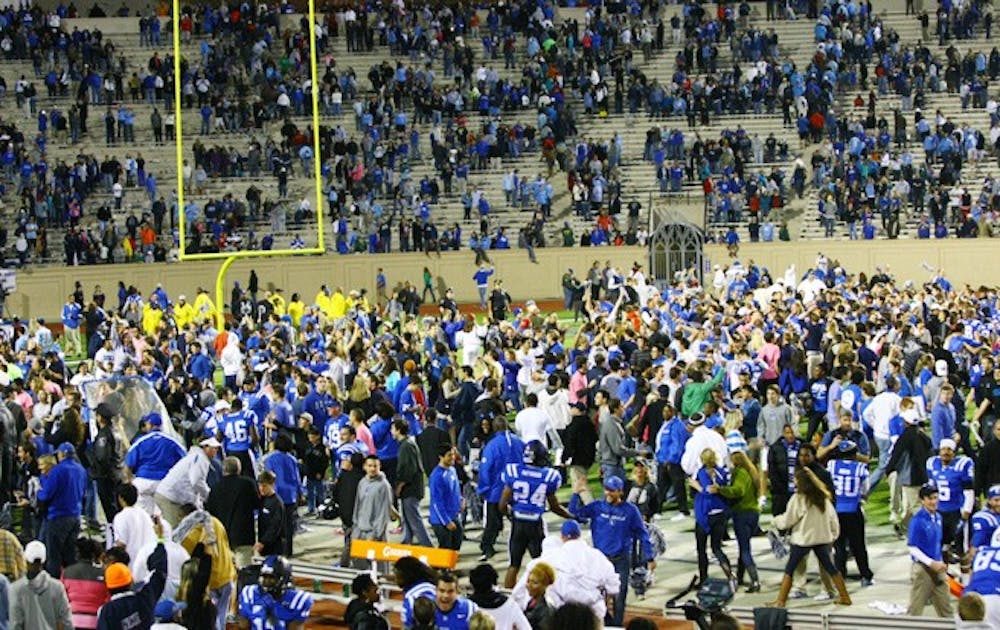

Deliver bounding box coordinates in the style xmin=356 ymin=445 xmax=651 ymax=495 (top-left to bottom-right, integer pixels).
xmin=655 ymin=418 xmax=689 ymax=465
xmin=477 ymin=431 xmax=525 ymax=503
xmin=265 ymin=451 xmax=303 ymax=505
xmin=37 ymin=455 xmax=88 ymax=520
xmin=428 ymin=465 xmax=462 ymax=526
xmin=371 ymin=417 xmax=399 ymax=460
xmin=125 ymin=432 xmax=186 ymax=481
xmin=188 ymin=353 xmax=214 ymax=382
xmin=569 ymin=496 xmax=654 ymax=561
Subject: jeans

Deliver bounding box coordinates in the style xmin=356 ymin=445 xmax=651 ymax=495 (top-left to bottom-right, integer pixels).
xmin=45 ymin=515 xmax=80 ymax=577
xmin=732 ymin=510 xmax=759 ymax=570
xmin=696 ymin=512 xmax=731 ymax=581
xmin=305 ymin=478 xmax=324 ymax=513
xmin=401 ymin=496 xmax=432 ymax=547
xmin=210 ymin=581 xmax=233 ymax=630
xmin=868 ymin=436 xmax=892 ymax=491
xmin=607 ymin=551 xmax=630 ymax=626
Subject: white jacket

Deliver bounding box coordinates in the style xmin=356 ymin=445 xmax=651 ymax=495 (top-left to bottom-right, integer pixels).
xmin=511 ymin=538 xmax=619 ymax=620
xmin=681 ymin=426 xmax=729 ymax=477
xmin=475 ymin=595 xmax=532 ymax=630
xmin=155 ymin=446 xmax=211 ymax=508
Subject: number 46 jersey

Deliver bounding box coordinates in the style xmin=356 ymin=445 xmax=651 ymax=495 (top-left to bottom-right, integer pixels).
xmin=926 ymin=455 xmax=975 ymax=513
xmin=502 ymin=463 xmax=561 ymax=521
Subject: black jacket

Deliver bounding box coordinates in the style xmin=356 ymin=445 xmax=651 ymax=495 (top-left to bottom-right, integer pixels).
xmin=767 ymin=437 xmax=802 ymax=497
xmin=396 ymin=437 xmax=425 ymax=500
xmin=258 ymin=493 xmax=285 ymax=555
xmin=207 ymin=474 xmax=259 ymax=547
xmin=336 ymin=467 xmax=364 ymax=528
xmin=975 ymin=438 xmax=1000 ymax=496
xmin=416 ymin=425 xmax=452 ymax=477
xmin=303 ymin=442 xmax=330 ymax=479
xmin=89 ymin=423 xmax=121 ymax=481
xmin=562 ymin=414 xmax=598 ymax=469
xmin=887 ymin=425 xmax=932 ymax=487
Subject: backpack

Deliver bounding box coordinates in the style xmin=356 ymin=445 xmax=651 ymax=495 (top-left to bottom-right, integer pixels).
xmin=350 ymin=606 xmax=390 ymax=630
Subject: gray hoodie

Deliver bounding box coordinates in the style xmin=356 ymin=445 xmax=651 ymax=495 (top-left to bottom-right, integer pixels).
xmin=9 ymin=570 xmax=72 ymax=630
xmin=353 ymin=471 xmax=394 ymax=541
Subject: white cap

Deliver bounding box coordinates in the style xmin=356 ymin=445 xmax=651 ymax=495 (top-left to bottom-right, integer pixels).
xmin=24 ymin=540 xmax=46 ymax=563
xmin=213 ymin=400 xmax=231 ymax=412
xmin=935 ymin=359 xmax=948 ymax=377
xmin=939 ymin=438 xmax=957 ymax=451
xmin=200 ymin=437 xmax=223 ymax=449
xmin=902 ymin=409 xmax=921 ymax=425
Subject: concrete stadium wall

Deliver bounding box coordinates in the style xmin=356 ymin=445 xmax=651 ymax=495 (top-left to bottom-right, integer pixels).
xmin=704 ymin=240 xmax=1000 ymax=287
xmin=10 ymin=247 xmax=647 ymax=319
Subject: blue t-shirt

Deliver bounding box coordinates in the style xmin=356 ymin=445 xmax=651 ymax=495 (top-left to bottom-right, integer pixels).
xmin=827 ymin=459 xmax=868 ymax=513
xmin=967 ymin=545 xmax=1000 ymax=596
xmin=501 ymin=463 xmax=561 ymax=521
xmin=238 ymin=584 xmax=313 ymax=629
xmin=435 ymin=598 xmax=478 ymax=630
xmin=926 ymin=455 xmax=974 ymax=513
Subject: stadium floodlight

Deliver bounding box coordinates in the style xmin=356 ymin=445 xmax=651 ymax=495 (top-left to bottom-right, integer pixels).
xmin=171 ymin=0 xmax=326 ymax=327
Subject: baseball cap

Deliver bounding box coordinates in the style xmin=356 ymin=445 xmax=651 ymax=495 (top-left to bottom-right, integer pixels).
xmin=327 ymin=399 xmax=342 ymax=407
xmin=603 ymin=476 xmax=625 ymax=491
xmin=57 ymin=442 xmax=76 ymax=455
xmin=200 ymin=437 xmax=223 ymax=449
xmin=988 ymin=485 xmax=1000 ymax=499
xmin=901 ymin=409 xmax=921 ymax=425
xmin=705 ymin=415 xmax=722 ymax=430
xmin=939 ymin=438 xmax=957 ymax=451
xmin=154 ymin=599 xmax=187 ymax=622
xmin=919 ymin=483 xmax=939 ymax=500
xmin=24 ymin=540 xmax=46 ymax=563
xmin=570 ymin=402 xmax=587 ymax=412
xmin=935 ymin=359 xmax=948 ymax=376
xmin=142 ymin=412 xmax=163 ymax=427
xmin=686 ymin=413 xmax=705 ymax=427
xmin=214 ymin=400 xmax=231 ymax=412
xmin=561 ymin=520 xmax=582 ymax=538
xmin=838 ymin=440 xmax=857 ymax=454
xmin=105 ymin=563 xmax=133 ymax=590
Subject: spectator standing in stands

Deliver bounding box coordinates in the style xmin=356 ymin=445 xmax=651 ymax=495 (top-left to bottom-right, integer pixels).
xmin=206 ymin=456 xmax=259 ymax=569
xmin=393 ymin=419 xmax=433 ymax=548
xmin=61 ymin=537 xmax=108 ymax=629
xmin=9 ymin=541 xmax=73 ymax=629
xmin=38 ymin=442 xmax=87 ymax=578
xmin=429 ymin=444 xmax=463 ymax=550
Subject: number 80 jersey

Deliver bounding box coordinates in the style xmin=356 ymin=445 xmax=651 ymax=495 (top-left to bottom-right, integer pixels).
xmin=502 ymin=463 xmax=562 ymax=521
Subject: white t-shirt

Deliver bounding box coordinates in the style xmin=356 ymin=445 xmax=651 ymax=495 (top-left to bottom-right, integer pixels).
xmin=112 ymin=505 xmax=157 ymax=561
xmin=514 ymin=406 xmax=552 ymax=445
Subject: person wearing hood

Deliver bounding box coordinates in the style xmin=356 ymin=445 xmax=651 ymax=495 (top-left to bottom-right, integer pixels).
xmin=469 ymin=563 xmax=532 ymax=630
xmin=353 ymin=454 xmax=398 ymax=548
xmin=9 ymin=540 xmax=73 ymax=629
